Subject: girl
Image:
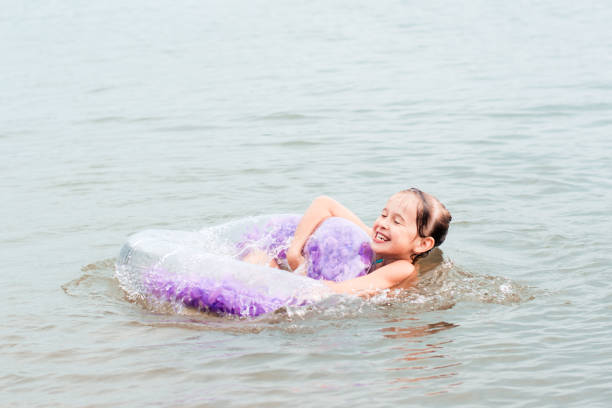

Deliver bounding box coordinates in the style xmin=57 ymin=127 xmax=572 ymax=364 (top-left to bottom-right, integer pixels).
xmin=286 ymin=188 xmax=451 ymax=296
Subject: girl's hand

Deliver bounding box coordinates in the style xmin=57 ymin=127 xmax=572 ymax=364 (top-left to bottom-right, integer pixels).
xmin=286 ymin=247 xmax=305 ymax=271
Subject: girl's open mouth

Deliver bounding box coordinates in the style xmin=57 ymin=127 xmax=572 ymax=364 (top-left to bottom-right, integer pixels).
xmin=374 ymin=231 xmax=389 ymax=242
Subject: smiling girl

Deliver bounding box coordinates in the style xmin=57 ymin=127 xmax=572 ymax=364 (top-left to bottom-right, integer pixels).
xmin=286 ymin=188 xmax=451 ymax=296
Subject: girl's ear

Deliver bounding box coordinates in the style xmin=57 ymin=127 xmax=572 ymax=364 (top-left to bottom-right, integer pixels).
xmin=417 ymin=236 xmax=435 ymax=254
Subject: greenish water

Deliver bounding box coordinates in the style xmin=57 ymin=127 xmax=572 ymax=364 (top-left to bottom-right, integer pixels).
xmin=2 ymin=1 xmax=612 ymax=406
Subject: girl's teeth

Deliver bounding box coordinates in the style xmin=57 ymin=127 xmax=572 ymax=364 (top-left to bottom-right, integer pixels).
xmin=376 ymin=233 xmax=388 ymax=241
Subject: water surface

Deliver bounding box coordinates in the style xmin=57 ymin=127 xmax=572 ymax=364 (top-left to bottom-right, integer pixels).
xmin=2 ymin=0 xmax=612 ymax=406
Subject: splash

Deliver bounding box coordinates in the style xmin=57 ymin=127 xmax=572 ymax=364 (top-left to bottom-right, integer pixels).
xmin=72 ymin=218 xmax=534 ymax=324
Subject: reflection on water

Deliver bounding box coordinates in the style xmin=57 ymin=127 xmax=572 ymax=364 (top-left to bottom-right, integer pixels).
xmin=382 ymin=320 xmax=458 ymax=340
xmin=382 ymin=319 xmax=460 ymax=391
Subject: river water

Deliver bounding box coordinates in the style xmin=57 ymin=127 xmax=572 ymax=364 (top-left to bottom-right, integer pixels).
xmin=3 ymin=0 xmax=612 ymax=406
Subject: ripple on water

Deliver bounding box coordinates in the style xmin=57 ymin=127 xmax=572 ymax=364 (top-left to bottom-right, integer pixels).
xmin=64 ymin=249 xmax=534 ymax=336
xmin=247 ymin=112 xmax=324 ymax=122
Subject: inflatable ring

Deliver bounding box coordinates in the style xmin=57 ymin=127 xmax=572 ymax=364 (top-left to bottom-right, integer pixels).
xmin=115 ymin=215 xmax=374 ymax=317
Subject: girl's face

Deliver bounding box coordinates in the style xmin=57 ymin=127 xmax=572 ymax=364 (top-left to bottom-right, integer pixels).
xmin=371 ymin=193 xmax=431 ymax=261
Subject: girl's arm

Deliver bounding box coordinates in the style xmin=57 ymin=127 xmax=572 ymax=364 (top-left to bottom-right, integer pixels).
xmin=324 ymin=260 xmax=416 ymax=296
xmin=286 ymin=196 xmax=372 ymax=270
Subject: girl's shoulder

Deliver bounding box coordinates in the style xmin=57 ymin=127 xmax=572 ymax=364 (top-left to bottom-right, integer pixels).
xmin=387 ymin=259 xmax=415 ymax=274
xmin=374 ymin=259 xmax=415 ymax=284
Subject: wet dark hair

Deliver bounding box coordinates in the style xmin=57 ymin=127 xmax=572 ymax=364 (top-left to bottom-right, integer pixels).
xmin=402 ymin=188 xmax=452 ymax=262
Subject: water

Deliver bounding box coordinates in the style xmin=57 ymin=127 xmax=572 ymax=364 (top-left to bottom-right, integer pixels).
xmin=2 ymin=0 xmax=612 ymax=406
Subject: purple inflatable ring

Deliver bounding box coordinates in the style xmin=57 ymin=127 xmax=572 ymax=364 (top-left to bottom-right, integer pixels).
xmin=115 ymin=215 xmax=374 ymax=317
